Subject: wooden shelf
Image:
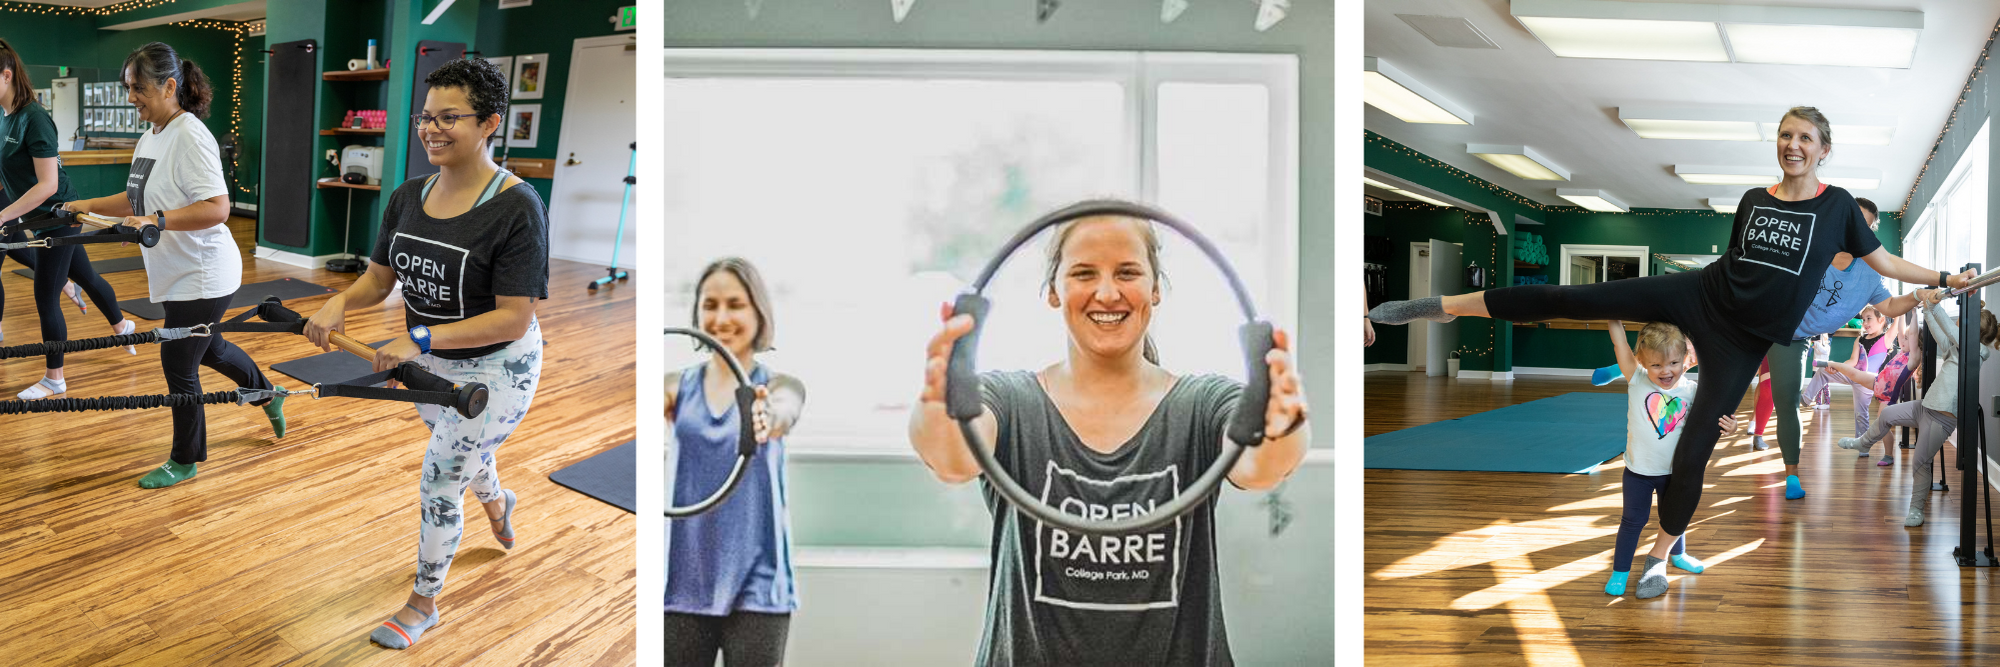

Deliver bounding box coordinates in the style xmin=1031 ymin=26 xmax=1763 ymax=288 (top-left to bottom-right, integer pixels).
xmin=316 ymin=180 xmax=381 ymax=191
xmin=1515 ymin=261 xmax=1544 ymax=270
xmin=58 ymin=150 xmax=133 ymax=166
xmin=323 ymin=68 xmax=389 ymax=82
xmin=320 ymin=127 xmax=386 ymax=136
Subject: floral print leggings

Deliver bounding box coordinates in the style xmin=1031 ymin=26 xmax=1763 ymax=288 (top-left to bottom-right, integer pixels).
xmin=410 ymin=317 xmax=543 ymax=598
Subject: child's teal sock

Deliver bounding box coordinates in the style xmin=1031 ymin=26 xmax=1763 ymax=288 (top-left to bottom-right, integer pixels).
xmin=1604 ymin=570 xmax=1629 ymax=595
xmin=1670 ymin=553 xmax=1705 ymax=573
xmin=1591 ymin=364 xmax=1622 ymax=386
xmin=1785 ymin=474 xmax=1805 ymax=500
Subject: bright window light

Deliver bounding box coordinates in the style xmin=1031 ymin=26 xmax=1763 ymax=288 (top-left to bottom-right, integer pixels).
xmin=1515 ymin=16 xmax=1729 ymax=62
xmin=1724 ymin=23 xmax=1920 ymax=69
xmin=1707 ymin=198 xmax=1739 ymax=214
xmin=1558 ymin=188 xmax=1628 ymax=212
xmin=1363 ymin=57 xmax=1471 ymax=125
xmin=1467 ymin=144 xmax=1570 ymax=181
xmin=1622 ymin=118 xmax=1762 ymax=141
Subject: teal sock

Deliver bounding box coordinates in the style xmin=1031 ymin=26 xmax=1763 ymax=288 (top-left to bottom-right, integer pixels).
xmin=1604 ymin=570 xmax=1629 ymax=595
xmin=1670 ymin=553 xmax=1705 ymax=573
xmin=1785 ymin=474 xmax=1804 ymax=500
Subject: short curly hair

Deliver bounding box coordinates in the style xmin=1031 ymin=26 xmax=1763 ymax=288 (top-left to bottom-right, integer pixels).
xmin=424 ymin=57 xmax=510 ymax=142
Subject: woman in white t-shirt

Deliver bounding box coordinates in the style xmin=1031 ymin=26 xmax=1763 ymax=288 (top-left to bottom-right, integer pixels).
xmin=61 ymin=42 xmax=284 ymax=489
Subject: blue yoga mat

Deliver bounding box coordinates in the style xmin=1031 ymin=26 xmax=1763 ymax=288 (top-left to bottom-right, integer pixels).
xmin=549 ymin=440 xmax=636 ymax=514
xmin=1366 ymin=392 xmax=1628 ymax=474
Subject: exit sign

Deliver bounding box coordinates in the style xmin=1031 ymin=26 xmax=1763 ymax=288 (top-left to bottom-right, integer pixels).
xmin=615 ymin=6 xmax=637 ymax=31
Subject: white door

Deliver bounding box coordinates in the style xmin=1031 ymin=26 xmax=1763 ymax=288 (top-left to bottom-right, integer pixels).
xmin=1409 ymin=243 xmax=1429 ymax=372
xmin=50 ymin=78 xmax=77 ymax=149
xmin=1428 ymin=238 xmax=1462 ymax=377
xmin=547 ymin=35 xmax=638 ymax=269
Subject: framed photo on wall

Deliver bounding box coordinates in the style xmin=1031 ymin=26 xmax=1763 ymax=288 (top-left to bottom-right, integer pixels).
xmin=511 ymin=53 xmax=546 ymax=100
xmin=487 ymin=56 xmax=514 ymax=83
xmin=507 ymin=104 xmax=541 ymax=148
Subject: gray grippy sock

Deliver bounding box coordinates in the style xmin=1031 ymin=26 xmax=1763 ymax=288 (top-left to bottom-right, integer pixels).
xmin=1635 ymin=555 xmax=1670 ymax=599
xmin=1368 ymin=296 xmax=1457 ymax=325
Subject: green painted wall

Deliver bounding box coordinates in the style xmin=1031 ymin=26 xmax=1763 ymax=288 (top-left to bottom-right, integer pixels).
xmin=475 ymin=0 xmax=630 ymax=205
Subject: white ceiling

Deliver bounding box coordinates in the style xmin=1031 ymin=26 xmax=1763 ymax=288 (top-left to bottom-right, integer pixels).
xmin=1365 ymin=0 xmax=2000 ymax=212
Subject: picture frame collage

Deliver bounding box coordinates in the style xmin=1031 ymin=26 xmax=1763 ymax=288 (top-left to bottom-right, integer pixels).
xmin=484 ymin=52 xmax=546 ymax=149
xmin=81 ymin=81 xmax=146 ymax=135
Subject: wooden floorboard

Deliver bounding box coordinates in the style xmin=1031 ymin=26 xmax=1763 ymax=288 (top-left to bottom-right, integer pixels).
xmin=1364 ymin=371 xmax=2000 ymax=666
xmin=0 ymin=218 xmax=636 ymax=665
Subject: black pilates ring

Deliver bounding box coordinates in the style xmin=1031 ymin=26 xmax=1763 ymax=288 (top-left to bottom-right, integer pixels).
xmin=944 ymin=199 xmax=1275 ymax=536
xmin=664 ymin=326 xmax=762 ymax=518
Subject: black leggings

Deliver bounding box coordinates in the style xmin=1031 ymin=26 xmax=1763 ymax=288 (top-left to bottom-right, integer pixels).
xmin=29 ymin=226 xmax=123 ymax=369
xmin=0 ymin=229 xmax=38 ymax=324
xmin=664 ymin=611 xmax=791 ymax=667
xmin=1485 ymin=270 xmax=1769 ymax=536
xmin=163 ymin=295 xmax=272 ymax=464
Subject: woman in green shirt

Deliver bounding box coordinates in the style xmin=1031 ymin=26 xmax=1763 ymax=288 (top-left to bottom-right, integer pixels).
xmin=0 ymin=39 xmax=133 ymax=399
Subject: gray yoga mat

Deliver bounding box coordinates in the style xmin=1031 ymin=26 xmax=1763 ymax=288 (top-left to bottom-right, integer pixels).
xmin=268 ymin=339 xmax=392 ymax=387
xmin=549 ymin=441 xmax=637 ymax=514
xmin=12 ymin=254 xmax=147 ymax=279
xmin=118 ymin=278 xmax=336 ymax=321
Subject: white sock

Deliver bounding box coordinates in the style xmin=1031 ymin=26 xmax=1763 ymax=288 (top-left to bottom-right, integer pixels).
xmin=19 ymin=377 xmax=65 ymax=400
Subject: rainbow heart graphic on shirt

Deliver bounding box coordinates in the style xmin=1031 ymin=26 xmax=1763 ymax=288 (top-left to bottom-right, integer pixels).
xmin=1645 ymin=391 xmax=1687 ymax=439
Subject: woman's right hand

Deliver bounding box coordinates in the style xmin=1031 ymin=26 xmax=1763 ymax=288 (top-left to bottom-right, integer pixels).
xmin=919 ymin=302 xmax=977 ymax=408
xmin=304 ymin=297 xmax=346 ymax=352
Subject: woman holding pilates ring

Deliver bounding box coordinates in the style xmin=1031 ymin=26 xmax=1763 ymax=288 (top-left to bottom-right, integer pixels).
xmin=303 ymin=57 xmax=548 ymax=651
xmin=1371 ymin=106 xmax=1975 ymax=552
xmin=0 ymin=38 xmax=137 ymax=400
xmin=910 ymin=210 xmax=1311 ymax=666
xmin=665 ymin=257 xmax=806 ymax=667
xmin=60 ymin=42 xmax=281 ymax=489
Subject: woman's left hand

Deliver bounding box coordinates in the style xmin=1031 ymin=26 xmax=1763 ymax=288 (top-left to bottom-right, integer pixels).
xmin=751 ymin=385 xmax=774 ymax=443
xmin=1263 ymin=327 xmax=1308 ymax=440
xmin=128 ymin=214 xmax=158 ymax=230
xmin=373 ymin=335 xmax=423 ymax=376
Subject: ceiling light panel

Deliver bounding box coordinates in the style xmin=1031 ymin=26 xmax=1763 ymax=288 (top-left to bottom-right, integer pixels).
xmin=1397 ymin=190 xmax=1456 ymax=208
xmin=1511 ymin=0 xmax=1923 ymax=68
xmin=1363 ymin=177 xmax=1400 ymax=190
xmin=1558 ymin=188 xmax=1629 ymax=213
xmin=1723 ymin=23 xmax=1920 ymax=69
xmin=1675 ymin=165 xmax=1781 ymax=186
xmin=1467 ymin=144 xmax=1571 ymax=181
xmin=1757 ymin=122 xmax=1896 ymax=146
xmin=1363 ymin=57 xmax=1473 ymax=125
xmin=1707 ymin=198 xmax=1739 ymax=214
xmin=1623 ymin=118 xmax=1762 ymax=141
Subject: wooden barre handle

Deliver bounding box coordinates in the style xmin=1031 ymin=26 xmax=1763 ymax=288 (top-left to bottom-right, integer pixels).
xmin=73 ymin=212 xmax=127 ymax=229
xmin=329 ymin=331 xmax=381 ymax=360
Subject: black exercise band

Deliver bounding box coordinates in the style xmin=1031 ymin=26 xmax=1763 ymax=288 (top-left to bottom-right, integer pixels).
xmin=944 ymin=199 xmax=1275 ymax=536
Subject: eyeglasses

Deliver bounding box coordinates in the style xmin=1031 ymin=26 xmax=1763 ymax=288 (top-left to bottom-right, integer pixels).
xmin=412 ymin=112 xmax=481 ymax=131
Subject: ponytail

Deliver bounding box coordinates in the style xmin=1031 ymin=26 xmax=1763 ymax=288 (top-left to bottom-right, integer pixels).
xmin=176 ymin=58 xmax=212 ymax=118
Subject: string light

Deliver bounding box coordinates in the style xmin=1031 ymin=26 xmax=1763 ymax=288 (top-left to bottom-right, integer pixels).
xmin=169 ymin=18 xmax=254 ymax=193
xmin=1902 ymin=19 xmax=1997 ymax=215
xmin=0 ymin=0 xmax=178 ymax=16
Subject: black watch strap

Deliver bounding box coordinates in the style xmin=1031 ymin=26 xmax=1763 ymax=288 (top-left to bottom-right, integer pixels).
xmin=1940 ymin=270 xmax=1949 ymax=288
xmin=155 ymin=210 xmax=166 ymax=231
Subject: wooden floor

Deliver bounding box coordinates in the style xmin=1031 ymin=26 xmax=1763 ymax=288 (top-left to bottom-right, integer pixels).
xmin=1365 ymin=371 xmax=1999 ymax=666
xmin=0 ymin=218 xmax=636 ymax=665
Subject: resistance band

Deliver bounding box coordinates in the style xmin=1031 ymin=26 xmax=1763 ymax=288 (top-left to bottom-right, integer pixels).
xmin=945 ymin=199 xmax=1274 ymax=536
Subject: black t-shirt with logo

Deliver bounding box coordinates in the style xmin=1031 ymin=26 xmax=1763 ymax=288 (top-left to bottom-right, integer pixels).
xmin=0 ymin=101 xmax=76 ymax=219
xmin=1702 ymin=185 xmax=1884 ymax=345
xmin=975 ymin=370 xmax=1241 ymax=667
xmin=371 ymin=175 xmax=550 ymax=359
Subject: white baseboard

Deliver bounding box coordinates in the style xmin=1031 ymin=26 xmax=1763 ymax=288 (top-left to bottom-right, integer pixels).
xmin=254 ymin=246 xmax=344 ymax=270
xmin=235 ymin=202 xmax=258 ymax=212
xmin=1488 ymin=371 xmax=1514 ymax=382
xmin=1513 ymin=366 xmax=1593 ymax=377
xmin=1363 ymin=363 xmax=1413 ymax=373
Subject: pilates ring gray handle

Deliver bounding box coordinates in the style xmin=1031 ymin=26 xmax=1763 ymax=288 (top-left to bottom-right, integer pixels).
xmin=943 ymin=199 xmax=1273 ymax=536
xmin=664 ymin=326 xmax=761 ymax=518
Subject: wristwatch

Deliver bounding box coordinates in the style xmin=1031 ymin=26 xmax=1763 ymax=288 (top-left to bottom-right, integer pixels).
xmin=409 ymin=325 xmax=433 ymax=354
xmin=1940 ymin=270 xmax=1949 ymax=288
xmin=155 ymin=210 xmax=166 ymax=231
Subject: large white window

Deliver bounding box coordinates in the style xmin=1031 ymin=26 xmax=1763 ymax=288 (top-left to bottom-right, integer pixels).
xmin=1903 ymin=119 xmax=1989 ymax=307
xmin=664 ymin=49 xmax=1299 ymax=451
xmin=1558 ymin=244 xmax=1648 ymax=286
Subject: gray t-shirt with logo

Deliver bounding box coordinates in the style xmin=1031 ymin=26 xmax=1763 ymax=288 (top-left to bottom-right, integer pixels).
xmin=975 ymin=370 xmax=1241 ymax=667
xmin=372 ymin=175 xmax=550 ymax=359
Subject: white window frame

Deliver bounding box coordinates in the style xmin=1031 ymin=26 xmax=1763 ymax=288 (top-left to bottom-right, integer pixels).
xmin=662 ymin=49 xmax=1300 ymax=455
xmin=1558 ymin=244 xmax=1650 ymax=285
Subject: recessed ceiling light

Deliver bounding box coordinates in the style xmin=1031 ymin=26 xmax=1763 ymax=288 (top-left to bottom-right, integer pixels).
xmin=1363 ymin=57 xmax=1472 ymax=125
xmin=1466 ymin=144 xmax=1570 ymax=181
xmin=1618 ymin=107 xmax=1897 ymax=145
xmin=1707 ymin=198 xmax=1739 ymax=214
xmin=1558 ymin=188 xmax=1628 ymax=213
xmin=1622 ymin=118 xmax=1762 ymax=142
xmin=1511 ymin=0 xmax=1923 ymax=68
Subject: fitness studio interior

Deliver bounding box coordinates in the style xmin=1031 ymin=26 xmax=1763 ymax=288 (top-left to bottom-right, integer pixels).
xmin=663 ymin=1 xmax=1337 ymax=665
xmin=1361 ymin=0 xmax=2000 ymax=663
xmin=0 ymin=0 xmax=636 ymax=663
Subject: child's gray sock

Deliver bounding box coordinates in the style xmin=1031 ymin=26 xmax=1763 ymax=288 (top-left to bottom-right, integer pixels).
xmin=1368 ymin=296 xmax=1457 ymax=325
xmin=1635 ymin=555 xmax=1670 ymax=599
